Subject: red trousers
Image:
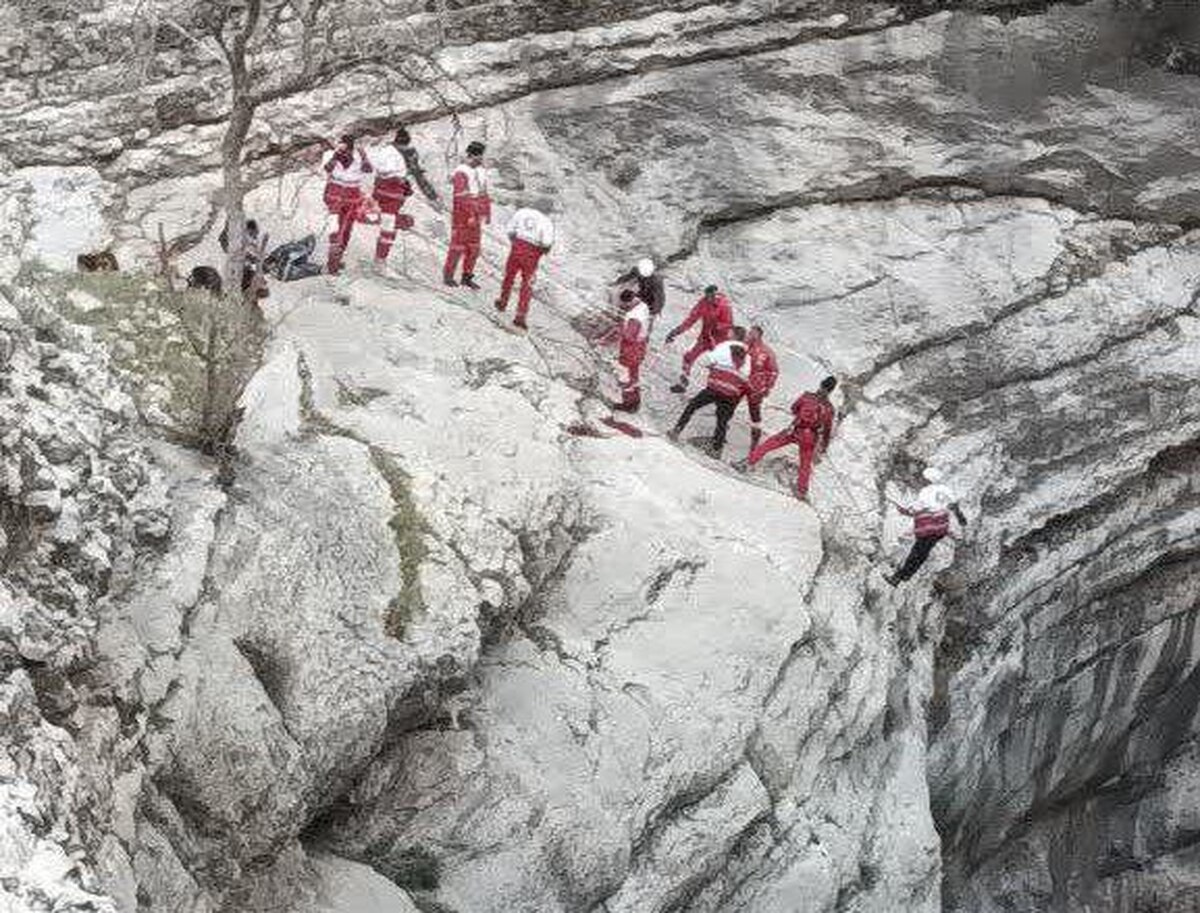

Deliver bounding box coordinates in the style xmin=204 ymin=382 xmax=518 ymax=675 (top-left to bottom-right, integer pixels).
xmin=443 ymin=219 xmax=481 ymax=280
xmin=618 ymin=340 xmax=647 ymax=410
xmin=749 ymin=427 xmax=818 ymax=499
xmin=324 ymin=182 xmax=361 ymax=275
xmin=497 ymin=238 xmax=544 ymax=318
xmin=374 ymin=178 xmax=413 ymax=262
xmin=745 ymin=394 xmax=767 ymax=452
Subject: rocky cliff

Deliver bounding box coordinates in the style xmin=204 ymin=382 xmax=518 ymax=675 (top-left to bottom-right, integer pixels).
xmin=2 ymin=1 xmax=1199 ymax=912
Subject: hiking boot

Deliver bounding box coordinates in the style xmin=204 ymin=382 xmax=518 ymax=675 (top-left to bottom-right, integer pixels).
xmin=512 ymin=315 xmax=528 ymax=330
xmin=666 ymin=428 xmax=680 ymax=442
xmin=669 ymin=379 xmax=687 ymax=394
xmin=461 ymin=274 xmax=481 ymax=290
xmin=494 ymin=298 xmax=507 ymax=311
xmin=884 ymin=572 xmax=900 ymax=588
xmin=731 ymin=458 xmax=749 ymax=473
xmin=443 ymin=276 xmax=458 ymax=287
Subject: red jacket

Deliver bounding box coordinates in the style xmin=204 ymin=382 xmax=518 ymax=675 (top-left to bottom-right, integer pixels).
xmin=674 ymin=294 xmax=733 ymax=346
xmin=791 ymin=393 xmax=834 ymax=450
xmin=747 ymin=340 xmax=779 ymax=399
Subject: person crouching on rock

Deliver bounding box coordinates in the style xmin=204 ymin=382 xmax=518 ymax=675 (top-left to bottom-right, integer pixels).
xmin=667 ymin=326 xmax=749 ymax=457
xmin=443 ymin=140 xmax=491 ymax=289
xmin=613 ymin=289 xmax=651 ymax=413
xmin=885 ymin=467 xmax=968 ymax=587
xmin=494 ymin=203 xmax=554 ymax=329
xmin=747 ymin=376 xmax=836 ymax=500
xmin=322 ymin=134 xmax=373 ymax=275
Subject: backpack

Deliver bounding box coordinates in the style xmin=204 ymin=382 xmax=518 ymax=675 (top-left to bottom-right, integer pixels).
xmin=793 ymin=394 xmax=824 ymax=429
xmin=263 ymin=236 xmax=322 ymax=282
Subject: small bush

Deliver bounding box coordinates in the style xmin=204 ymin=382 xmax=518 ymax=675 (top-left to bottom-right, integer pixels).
xmin=37 ymin=267 xmax=266 ymax=458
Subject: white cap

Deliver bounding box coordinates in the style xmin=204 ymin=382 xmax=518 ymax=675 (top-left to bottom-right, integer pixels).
xmin=922 ymin=466 xmax=944 ymax=484
xmin=636 ymin=258 xmax=655 ymax=277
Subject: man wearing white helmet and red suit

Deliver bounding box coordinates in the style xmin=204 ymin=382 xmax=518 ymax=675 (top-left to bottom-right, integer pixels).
xmin=885 ymin=466 xmax=968 ymax=586
xmin=615 ymin=257 xmax=666 ymax=322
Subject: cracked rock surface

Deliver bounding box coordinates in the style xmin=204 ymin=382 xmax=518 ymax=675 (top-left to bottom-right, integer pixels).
xmin=3 ymin=1 xmax=1200 ymax=912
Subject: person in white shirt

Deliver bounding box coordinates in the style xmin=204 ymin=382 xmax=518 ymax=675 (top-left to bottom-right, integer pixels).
xmin=368 ymin=126 xmax=437 ymax=266
xmin=667 ymin=327 xmax=750 ymax=457
xmin=886 ymin=466 xmax=968 ymax=586
xmin=494 ymin=205 xmax=554 ymax=329
xmin=321 ymin=134 xmax=373 ymax=275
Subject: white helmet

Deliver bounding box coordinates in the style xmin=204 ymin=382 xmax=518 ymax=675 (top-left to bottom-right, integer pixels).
xmin=922 ymin=466 xmax=944 ymax=484
xmin=636 ymin=258 xmax=655 ymax=277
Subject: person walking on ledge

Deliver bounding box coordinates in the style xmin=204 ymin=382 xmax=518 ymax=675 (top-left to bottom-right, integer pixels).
xmin=495 ymin=204 xmax=554 ymax=329
xmin=321 ymin=134 xmax=373 ymax=275
xmin=748 ymin=376 xmax=836 ymax=499
xmin=443 ymin=141 xmax=490 ymax=289
xmin=369 ymin=126 xmax=437 ymax=269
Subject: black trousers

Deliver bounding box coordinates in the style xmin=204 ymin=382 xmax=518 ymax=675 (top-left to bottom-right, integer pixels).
xmin=894 ymin=536 xmax=942 ymax=582
xmin=675 ymin=389 xmax=737 ymax=452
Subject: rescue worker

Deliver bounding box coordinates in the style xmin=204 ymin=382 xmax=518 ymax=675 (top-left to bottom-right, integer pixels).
xmin=494 ymin=204 xmax=554 ymax=329
xmin=369 ymin=127 xmax=437 ymax=267
xmin=748 ymin=376 xmax=836 ymax=499
xmin=615 ymin=257 xmax=666 ymax=321
xmin=665 ymin=284 xmax=734 ymax=393
xmin=886 ymin=467 xmax=968 ymax=586
xmin=744 ymin=325 xmax=779 ymax=454
xmin=443 ymin=140 xmax=491 ymax=289
xmin=613 ymin=288 xmax=650 ymax=412
xmin=667 ymin=327 xmax=749 ymax=456
xmin=321 ymin=134 xmax=373 ymax=275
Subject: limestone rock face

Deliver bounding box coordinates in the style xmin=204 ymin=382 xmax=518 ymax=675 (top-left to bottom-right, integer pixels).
xmin=3 ymin=1 xmax=1200 ymax=913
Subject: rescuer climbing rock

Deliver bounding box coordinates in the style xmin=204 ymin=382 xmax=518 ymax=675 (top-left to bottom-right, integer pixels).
xmin=885 ymin=467 xmax=968 ymax=586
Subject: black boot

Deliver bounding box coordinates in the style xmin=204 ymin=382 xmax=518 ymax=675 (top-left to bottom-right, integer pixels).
xmin=461 ymin=273 xmax=481 ymax=290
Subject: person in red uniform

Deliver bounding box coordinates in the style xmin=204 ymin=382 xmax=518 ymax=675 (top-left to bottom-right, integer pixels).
xmin=322 ymin=134 xmax=373 ymax=275
xmin=744 ymin=325 xmax=779 ymax=454
xmin=613 ymin=289 xmax=651 ymax=412
xmin=748 ymin=376 xmax=837 ymax=499
xmin=494 ymin=206 xmax=554 ymax=329
xmin=443 ymin=140 xmax=491 ymax=289
xmin=665 ymin=284 xmax=734 ymax=393
xmin=667 ymin=327 xmax=750 ymax=457
xmin=369 ymin=126 xmax=437 ymax=267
